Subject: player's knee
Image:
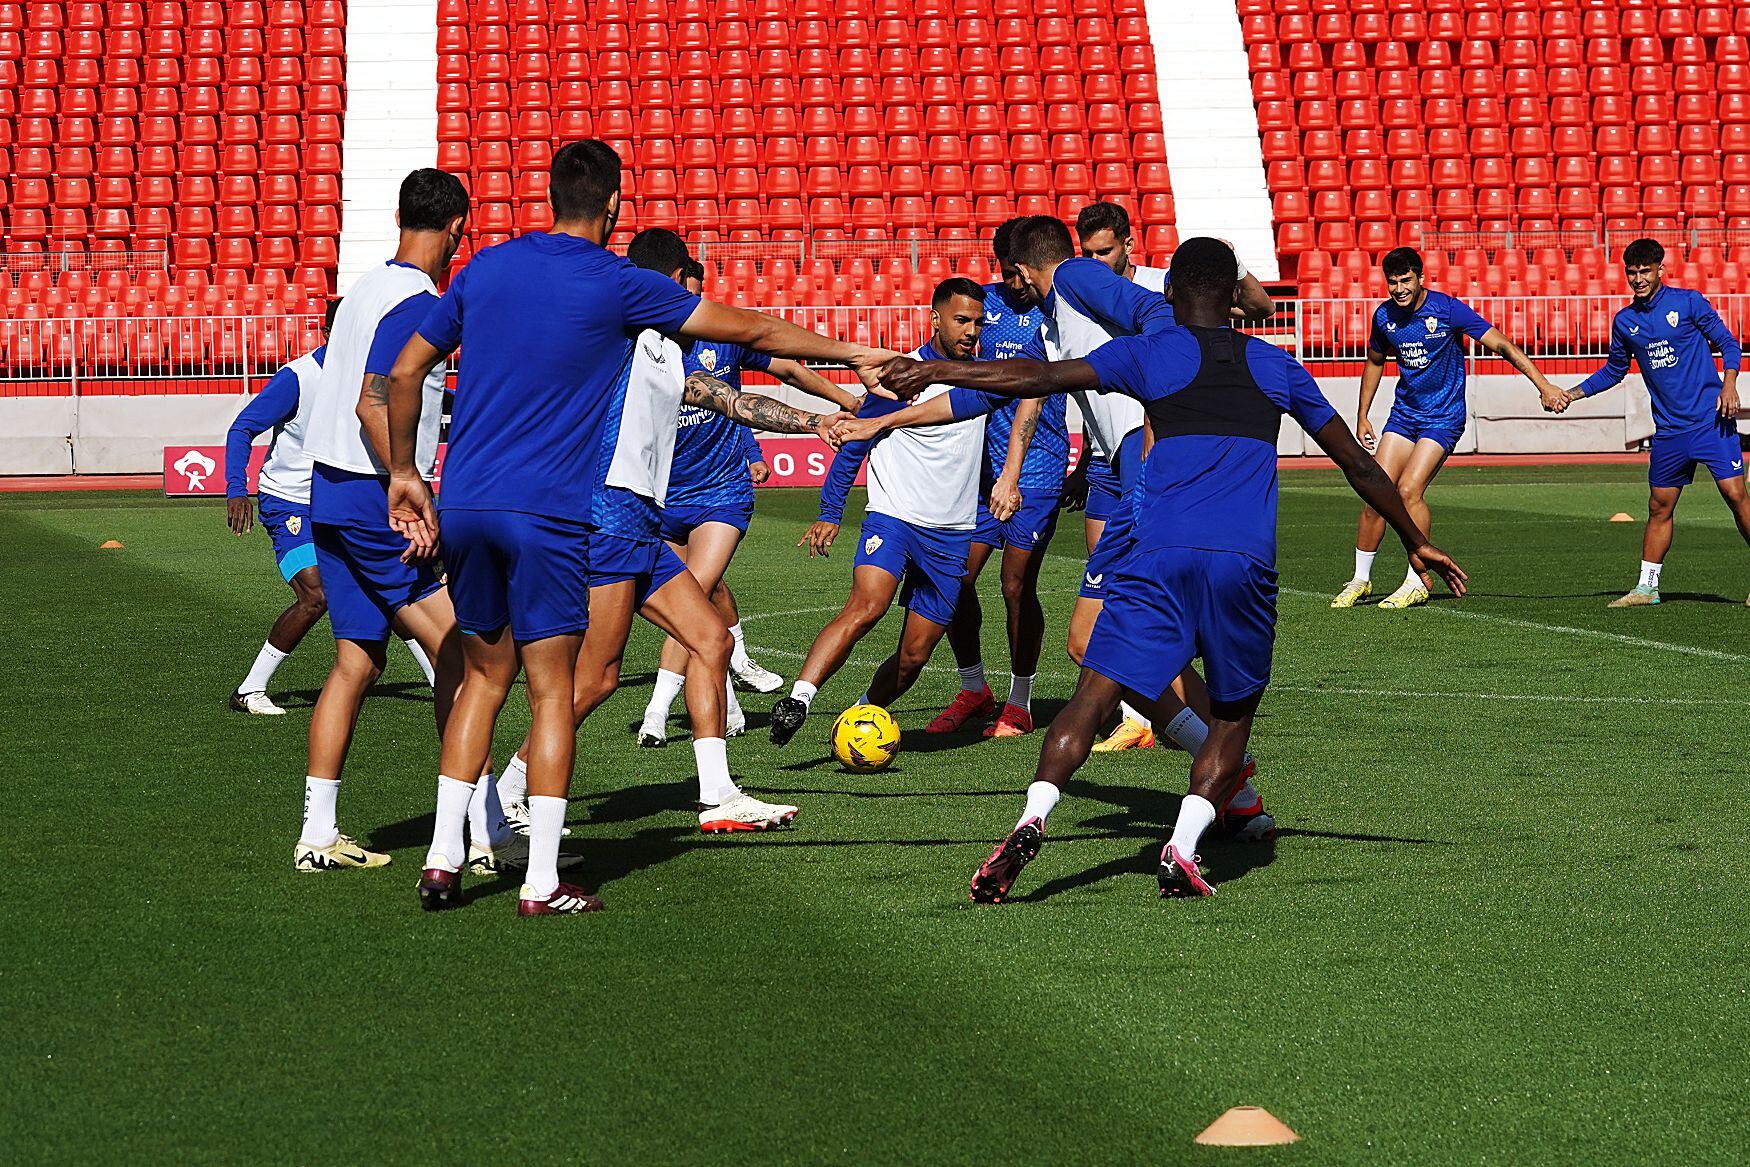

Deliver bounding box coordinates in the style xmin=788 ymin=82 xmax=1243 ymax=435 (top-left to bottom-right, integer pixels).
xmin=693 ymin=623 xmax=733 ymax=668
xmin=1395 ymin=481 xmax=1425 ymax=507
xmin=842 ymin=600 xmax=886 ymax=635
xmin=296 ymin=586 xmax=328 ymax=619
xmin=999 ymin=572 xmax=1028 ymax=608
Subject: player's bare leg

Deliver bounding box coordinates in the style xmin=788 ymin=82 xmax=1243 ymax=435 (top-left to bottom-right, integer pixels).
xmin=771 ymin=565 xmax=900 ymax=745
xmin=234 ymin=567 xmax=327 ymax=714
xmin=1160 ymin=705 xmax=1259 ymax=899
xmin=985 ymin=540 xmax=1050 ymax=737
xmin=1333 ymin=430 xmax=1415 ymax=607
xmin=1084 ymin=515 xmax=1106 ymax=557
xmin=644 ymin=523 xmax=747 ymax=744
xmin=1611 ymin=485 xmax=1682 ymax=607
xmin=865 ymin=609 xmax=952 ymax=708
xmin=1374 ymin=438 xmax=1449 ymax=609
xmin=296 ymin=636 xmax=391 ymax=871
xmin=927 ymin=542 xmax=997 ymax=733
xmin=389 ymin=587 xmax=469 ymax=740
xmin=1715 ymin=475 xmax=1750 ymax=605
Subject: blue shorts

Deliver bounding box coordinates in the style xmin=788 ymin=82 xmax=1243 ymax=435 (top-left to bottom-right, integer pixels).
xmin=312 ymin=520 xmax=444 ymax=642
xmin=257 ymin=492 xmax=316 ymax=581
xmin=440 ymin=507 xmax=590 ymax=641
xmin=971 ymin=489 xmax=1061 ymax=552
xmin=1383 ymin=407 xmax=1465 ymax=453
xmin=1084 ymin=455 xmax=1123 ymax=521
xmin=588 ymin=531 xmax=689 ymax=608
xmin=658 ymin=500 xmax=753 ymax=544
xmin=1079 ymin=503 xmax=1136 ymax=600
xmin=1649 ymin=423 xmax=1744 ymax=489
xmin=1085 ymin=546 xmax=1278 ymax=705
xmin=854 ymin=511 xmax=970 ymax=627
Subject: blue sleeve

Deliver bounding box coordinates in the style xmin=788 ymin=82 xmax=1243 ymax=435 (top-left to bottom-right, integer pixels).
xmin=1367 ymin=312 xmax=1391 ymax=357
xmin=817 ymin=394 xmax=905 ymax=523
xmin=738 ymin=347 xmax=773 ymax=374
xmin=1019 ymin=330 xmax=1047 ymax=361
xmin=1081 ymin=334 xmax=1155 ymax=400
xmin=620 ymin=264 xmax=703 ymax=333
xmin=947 ymin=386 xmax=1008 ymax=419
xmin=740 ymin=426 xmax=764 ymax=464
xmin=1692 ymin=291 xmax=1742 ymax=371
xmin=1281 ymin=355 xmax=1339 ymax=434
xmin=1578 ymin=317 xmax=1634 ymax=396
xmin=224 ymin=366 xmax=301 ymax=497
xmin=416 ymin=266 xmax=466 ymax=354
xmin=1449 ymin=296 xmax=1494 ymax=340
xmin=1056 ymin=258 xmax=1175 ymax=336
xmin=365 ymin=291 xmax=439 ymax=376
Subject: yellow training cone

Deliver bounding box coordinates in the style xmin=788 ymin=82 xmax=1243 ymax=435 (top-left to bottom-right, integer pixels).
xmin=99 ymin=539 xmax=124 ymax=549
xmin=1194 ymin=1106 xmax=1300 ymax=1147
xmin=1609 ymin=513 xmax=1635 ymax=523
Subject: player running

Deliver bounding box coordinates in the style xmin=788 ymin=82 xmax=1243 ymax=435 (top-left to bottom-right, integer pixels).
xmin=1556 ymin=238 xmax=1750 ymax=607
xmin=223 ymin=302 xmax=437 ymax=714
xmin=1329 ymin=247 xmax=1567 ymax=611
xmin=638 ymin=258 xmax=863 ymax=747
xmin=292 ymin=169 xmax=484 ymax=874
xmin=875 ymin=239 xmax=1468 ymax=902
xmin=925 ymin=218 xmax=1066 ymax=739
xmin=777 ymin=279 xmax=1016 ymax=745
xmin=1074 ymin=201 xmax=1276 ymax=752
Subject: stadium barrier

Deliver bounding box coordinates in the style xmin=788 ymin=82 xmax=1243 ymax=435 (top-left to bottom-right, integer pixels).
xmin=6 ymin=296 xmax=1745 ymax=474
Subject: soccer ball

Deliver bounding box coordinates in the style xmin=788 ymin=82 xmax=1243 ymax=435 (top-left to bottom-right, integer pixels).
xmin=832 ymin=704 xmax=901 ymax=772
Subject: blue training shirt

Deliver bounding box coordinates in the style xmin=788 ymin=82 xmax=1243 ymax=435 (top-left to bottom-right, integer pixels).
xmin=979 ymin=281 xmax=1068 ymax=491
xmin=1369 ymin=289 xmax=1492 ymax=425
xmin=666 ymin=340 xmax=772 ymax=509
xmin=1080 ymin=325 xmax=1338 ymax=565
xmin=1577 ymin=283 xmax=1743 ymax=435
xmin=416 ymin=232 xmax=701 ymax=520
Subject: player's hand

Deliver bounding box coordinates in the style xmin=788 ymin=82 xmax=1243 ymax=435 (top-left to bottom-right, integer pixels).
xmin=848 ymin=347 xmax=904 ymax=398
xmin=1060 ymin=463 xmax=1089 ymax=512
xmin=831 ymin=415 xmax=887 ymax=446
xmin=226 ymin=496 xmax=254 ymax=535
xmin=1409 ymin=543 xmax=1468 ymax=598
xmin=1539 ymin=381 xmax=1574 ymax=414
xmin=990 ymin=473 xmax=1023 ymax=522
xmin=387 ymin=474 xmax=439 ymax=563
xmin=813 ymin=410 xmax=857 ymax=449
xmin=799 ymin=519 xmax=839 ymax=558
xmin=1719 ymin=384 xmax=1741 ymax=420
xmin=878 ymin=355 xmax=934 ymax=400
xmin=748 ymin=459 xmax=771 ymax=484
xmin=1356 ymin=416 xmax=1378 ymax=453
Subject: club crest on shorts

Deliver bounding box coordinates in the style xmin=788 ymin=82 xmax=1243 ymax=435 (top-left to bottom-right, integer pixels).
xmin=864 ymin=534 xmax=883 ymax=555
xmin=286 ymin=515 xmax=302 ymax=535
xmin=1667 ymin=310 xmax=1680 ymax=328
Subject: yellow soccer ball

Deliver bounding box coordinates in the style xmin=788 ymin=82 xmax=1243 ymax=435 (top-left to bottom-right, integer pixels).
xmin=832 ymin=704 xmax=901 ymax=773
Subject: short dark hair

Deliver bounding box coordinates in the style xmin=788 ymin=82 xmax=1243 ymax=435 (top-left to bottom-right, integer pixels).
xmin=1168 ymin=237 xmax=1240 ymax=302
xmin=932 ymin=277 xmax=987 ymax=309
xmin=626 ymin=227 xmax=691 ymax=277
xmin=323 ymin=298 xmax=342 ymax=332
xmin=1075 ymin=201 xmax=1132 ymax=241
xmin=681 ymin=258 xmax=705 ymax=283
xmin=1009 ymin=216 xmax=1075 ymax=269
xmin=992 ymin=216 xmax=1028 ymax=264
xmin=550 ymin=139 xmax=623 ymax=221
xmin=1623 ymin=237 xmax=1665 ymax=267
xmin=397 ymin=169 xmax=469 ymax=232
xmin=1380 ymin=247 xmax=1424 ymax=279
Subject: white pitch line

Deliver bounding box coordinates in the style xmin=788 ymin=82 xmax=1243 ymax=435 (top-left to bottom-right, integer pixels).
xmin=1279 ymin=587 xmax=1750 ymax=664
xmin=1273 ymin=684 xmax=1750 ymax=708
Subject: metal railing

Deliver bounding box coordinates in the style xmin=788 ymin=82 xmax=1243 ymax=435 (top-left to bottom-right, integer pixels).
xmin=5 ymin=294 xmax=1746 ymax=397
xmin=0 ymin=247 xmax=170 ymax=277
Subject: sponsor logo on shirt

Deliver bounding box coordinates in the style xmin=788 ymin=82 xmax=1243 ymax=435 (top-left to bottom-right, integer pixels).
xmin=1628 ymin=323 xmax=1640 ymax=335
xmin=1666 ymin=310 xmax=1680 ymax=328
xmin=864 ymin=534 xmax=883 ymax=555
xmin=641 ymin=340 xmax=667 ymax=364
xmin=1383 ymin=319 xmax=1396 ymax=331
xmin=1084 ymin=572 xmax=1103 ymax=588
xmin=1646 ymin=339 xmax=1678 ymax=372
xmin=985 ymin=311 xmax=1001 ymax=325
xmin=286 ymin=515 xmax=302 ymax=535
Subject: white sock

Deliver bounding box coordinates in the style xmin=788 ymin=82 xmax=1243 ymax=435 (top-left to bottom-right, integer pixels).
xmin=1639 ymin=559 xmax=1662 ymax=590
xmin=1354 ymin=548 xmax=1376 ymax=582
xmin=425 ymin=774 xmax=473 ymax=871
xmin=729 ymin=622 xmax=754 ymax=671
xmin=500 ymin=754 xmax=529 ymax=808
xmin=958 ymin=661 xmax=989 ymax=694
xmin=238 ymin=642 xmax=288 ymax=695
xmin=790 ymin=680 xmax=818 ymax=708
xmin=1019 ymin=780 xmax=1060 ymax=829
xmin=694 ymin=737 xmax=739 ymax=806
xmin=525 ymin=794 xmax=567 ymax=898
xmin=646 ymin=667 xmax=685 ymax=726
xmin=1162 ymin=707 xmax=1210 ymax=755
xmin=1007 ymin=673 xmax=1034 ymax=712
xmin=855 ymin=690 xmax=870 ymax=706
xmin=300 ymin=776 xmax=341 ymax=847
xmin=466 ymin=771 xmax=510 ymax=848
xmin=725 ymin=675 xmax=744 ymax=723
xmin=401 ymin=637 xmax=435 ymax=686
xmin=1403 ymin=564 xmax=1423 ymax=590
xmin=1169 ymin=793 xmax=1217 ymax=858
xmin=1118 ymin=700 xmax=1153 ymax=730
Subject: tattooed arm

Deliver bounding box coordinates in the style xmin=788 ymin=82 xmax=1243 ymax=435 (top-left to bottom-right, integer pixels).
xmin=379 ymin=331 xmax=449 ymax=558
xmin=683 ymin=371 xmax=851 ymax=444
xmin=354 ymin=371 xmax=395 ymax=469
xmin=990 ymin=396 xmax=1041 ymax=521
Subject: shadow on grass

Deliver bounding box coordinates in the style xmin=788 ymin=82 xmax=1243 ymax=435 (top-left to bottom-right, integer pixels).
xmin=275 ymin=681 xmax=431 ymax=711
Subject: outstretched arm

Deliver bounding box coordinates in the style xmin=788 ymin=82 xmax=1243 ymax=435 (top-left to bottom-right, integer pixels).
xmin=1310 ymin=416 xmax=1467 ymax=596
xmin=224 ymin=367 xmax=300 ymax=533
xmin=767 ymin=357 xmax=863 ymax=412
xmin=682 ymin=371 xmax=847 ymax=443
xmin=879 ymin=354 xmax=1101 ymax=401
xmin=678 ymin=300 xmax=898 ymax=393
xmin=1476 ymin=327 xmax=1568 ymax=412
xmin=1573 ymin=322 xmax=1633 ymax=401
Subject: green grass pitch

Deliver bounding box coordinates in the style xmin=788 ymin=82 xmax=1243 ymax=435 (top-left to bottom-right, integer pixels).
xmin=5 ymin=465 xmax=1750 ymax=1165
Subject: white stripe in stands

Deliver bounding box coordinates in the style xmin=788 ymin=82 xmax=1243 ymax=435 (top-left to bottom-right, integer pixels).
xmin=337 ymin=0 xmax=441 ymax=292
xmin=1146 ymin=0 xmax=1281 ymax=280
